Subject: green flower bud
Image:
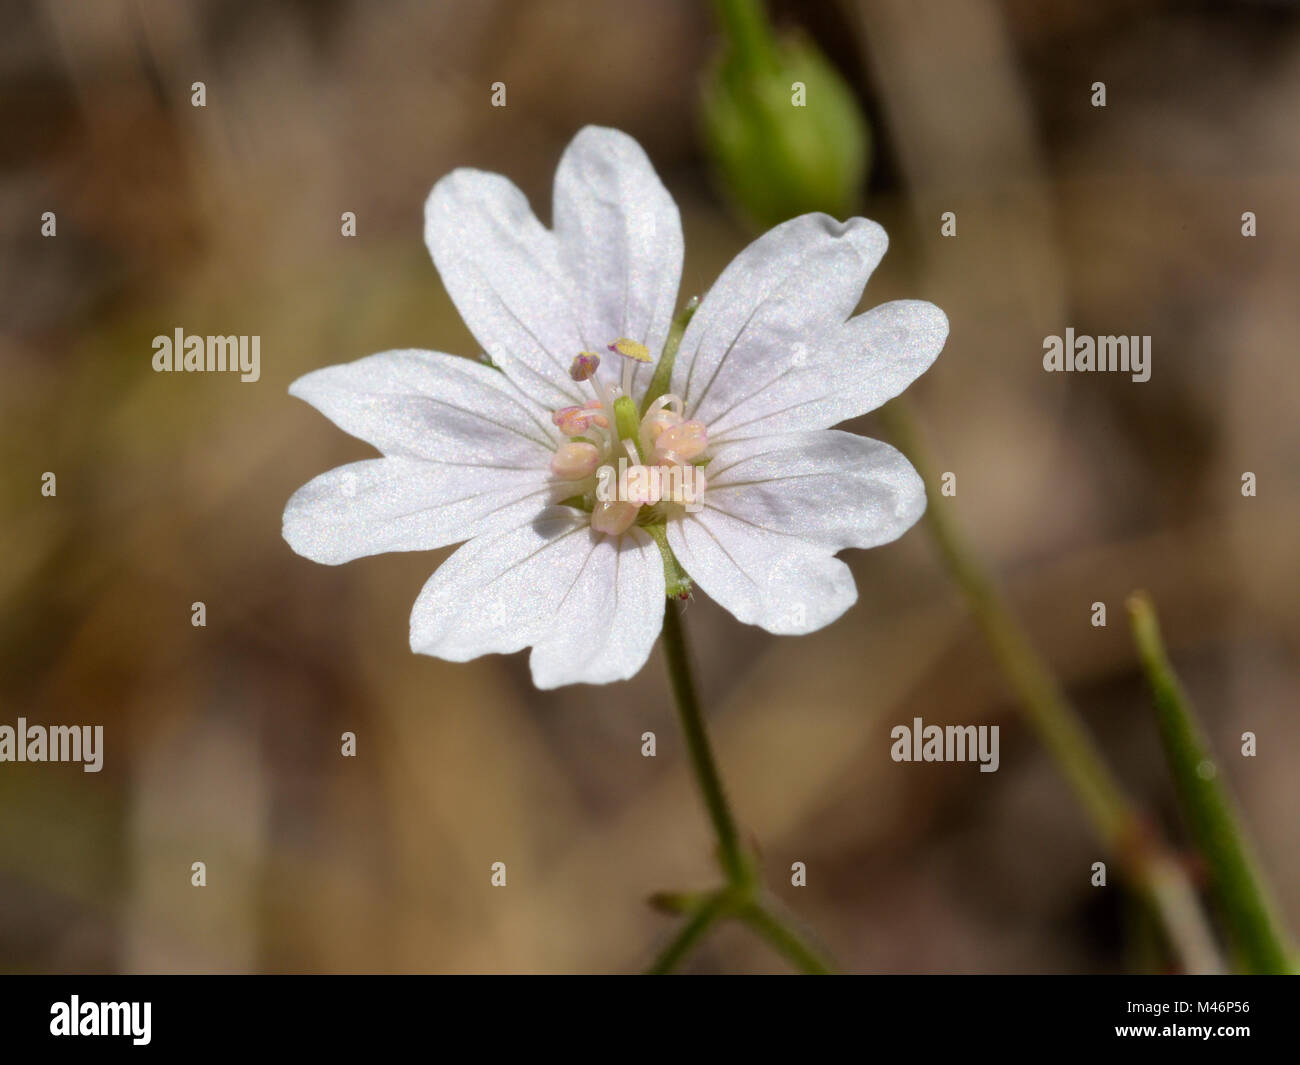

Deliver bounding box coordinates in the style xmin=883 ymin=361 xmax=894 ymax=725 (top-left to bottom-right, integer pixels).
xmin=700 ymin=12 xmax=870 ymax=230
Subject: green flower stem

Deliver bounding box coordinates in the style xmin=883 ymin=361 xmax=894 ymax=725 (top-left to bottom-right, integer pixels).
xmin=738 ymin=898 xmax=835 ymax=974
xmin=660 ymin=600 xmax=750 ymax=885
xmin=713 ymin=0 xmax=780 ymax=72
xmin=645 ymin=524 xmax=693 ymax=600
xmin=1127 ymin=592 xmax=1296 ymax=974
xmin=646 ymin=891 xmax=730 ymax=974
xmin=652 ymin=599 xmax=835 ymax=973
xmin=879 ymin=399 xmax=1222 ymax=973
xmin=641 ymin=297 xmax=698 ymax=416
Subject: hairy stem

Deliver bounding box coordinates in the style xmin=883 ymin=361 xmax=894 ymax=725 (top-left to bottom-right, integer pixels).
xmin=660 ymin=600 xmax=749 ymax=885
xmin=651 ymin=599 xmax=835 ymax=973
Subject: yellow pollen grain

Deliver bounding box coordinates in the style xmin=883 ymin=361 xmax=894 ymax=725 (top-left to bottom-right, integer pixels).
xmin=611 ymin=338 xmax=651 ymax=363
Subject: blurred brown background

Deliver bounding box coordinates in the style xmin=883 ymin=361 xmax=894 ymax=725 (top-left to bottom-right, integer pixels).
xmin=1 ymin=0 xmax=1296 ymax=973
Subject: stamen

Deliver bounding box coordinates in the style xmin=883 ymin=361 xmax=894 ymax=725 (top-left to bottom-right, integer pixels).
xmin=652 ymin=420 xmax=708 ymax=464
xmin=588 ymin=369 xmax=617 ymax=417
xmin=550 ymin=407 xmax=591 ymax=437
xmin=581 ymin=399 xmax=610 ymax=428
xmin=551 ymin=441 xmax=601 ymax=480
xmin=608 ymin=338 xmax=651 ymax=363
xmin=644 ymin=394 xmax=684 ymax=418
xmin=569 ymin=351 xmax=600 ymax=381
xmin=552 ymin=401 xmax=612 ymax=440
xmin=623 ymin=463 xmax=664 ymax=505
xmin=590 ymin=499 xmax=640 ymax=536
xmin=546 ymin=362 xmax=709 ymax=531
xmin=609 ymin=337 xmax=651 ymax=396
xmin=552 ymin=406 xmax=584 ymax=435
xmin=642 ymin=407 xmax=681 ymax=446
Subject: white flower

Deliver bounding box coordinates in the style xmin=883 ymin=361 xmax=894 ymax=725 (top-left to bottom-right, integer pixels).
xmin=283 ymin=126 xmax=947 ymax=688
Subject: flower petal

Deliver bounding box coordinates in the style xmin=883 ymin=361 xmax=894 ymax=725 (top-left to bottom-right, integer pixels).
xmin=283 ymin=457 xmax=556 ymax=565
xmin=702 ymin=299 xmax=948 ymax=443
xmin=424 ymin=169 xmax=588 ymax=409
xmin=288 ymin=349 xmax=559 ymax=463
xmin=702 ymin=430 xmax=926 ymax=550
xmin=670 ymin=213 xmax=886 ymax=429
xmin=830 ymin=299 xmax=948 ymax=419
xmin=410 ymin=508 xmax=665 ymax=688
xmin=666 ymin=507 xmax=858 ymax=635
xmin=669 ymin=214 xmax=945 ymax=442
xmin=553 ymin=126 xmax=683 ymax=398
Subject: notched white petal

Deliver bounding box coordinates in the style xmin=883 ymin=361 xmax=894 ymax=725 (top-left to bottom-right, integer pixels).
xmin=424 ymin=170 xmax=588 ymax=410
xmin=702 ymin=430 xmax=926 ymax=550
xmin=670 ymin=213 xmax=888 ymax=429
xmin=666 ymin=508 xmax=858 ymax=636
xmin=282 ymin=457 xmax=556 ymax=565
xmin=699 ymin=300 xmax=949 ymax=442
xmin=288 ymin=349 xmax=560 ymax=463
xmin=409 ymin=508 xmax=665 ymax=688
xmin=830 ymin=299 xmax=948 ymax=419
xmin=553 ymin=126 xmax=684 ymax=399
xmin=670 ymin=427 xmax=926 ymax=634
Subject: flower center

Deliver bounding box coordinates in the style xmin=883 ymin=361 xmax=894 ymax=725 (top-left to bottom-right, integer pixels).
xmin=549 ymin=341 xmax=708 ymax=535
